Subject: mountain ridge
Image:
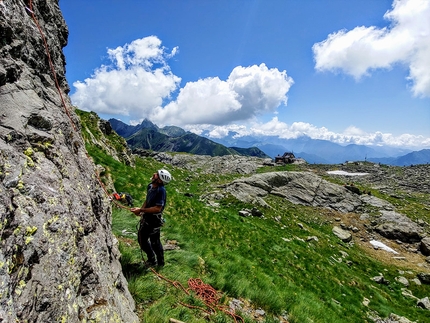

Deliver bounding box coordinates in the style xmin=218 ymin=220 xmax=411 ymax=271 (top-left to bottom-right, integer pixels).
xmin=108 ymin=118 xmax=270 ymax=158
xmin=109 ymin=118 xmax=430 ymax=165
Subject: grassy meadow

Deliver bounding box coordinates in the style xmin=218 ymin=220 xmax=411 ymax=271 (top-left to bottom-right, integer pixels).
xmin=77 ymin=110 xmax=430 ymax=323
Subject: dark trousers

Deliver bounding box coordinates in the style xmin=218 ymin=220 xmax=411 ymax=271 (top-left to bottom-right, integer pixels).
xmin=138 ymin=223 xmax=164 ymax=266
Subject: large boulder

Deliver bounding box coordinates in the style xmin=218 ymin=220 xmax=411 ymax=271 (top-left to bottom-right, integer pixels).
xmin=417 ymin=297 xmax=430 ymax=310
xmin=0 ymin=0 xmax=138 ymax=322
xmin=420 ymin=237 xmax=430 ymax=256
xmin=374 ymin=211 xmax=423 ymax=243
xmin=332 ymin=226 xmax=352 ymax=243
xmin=224 ymin=171 xmax=364 ymax=212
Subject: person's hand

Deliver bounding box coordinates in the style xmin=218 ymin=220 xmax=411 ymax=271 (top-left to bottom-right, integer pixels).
xmin=130 ymin=207 xmax=141 ymax=215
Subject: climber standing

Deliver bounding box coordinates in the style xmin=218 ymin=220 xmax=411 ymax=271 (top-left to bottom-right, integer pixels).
xmin=130 ymin=169 xmax=172 ymax=268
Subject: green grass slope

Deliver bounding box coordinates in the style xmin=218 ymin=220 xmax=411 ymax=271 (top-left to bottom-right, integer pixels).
xmin=77 ymin=110 xmax=430 ymax=323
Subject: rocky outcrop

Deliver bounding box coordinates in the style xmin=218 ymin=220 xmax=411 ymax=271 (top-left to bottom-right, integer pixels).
xmin=82 ymin=112 xmax=134 ymax=166
xmin=221 ymin=171 xmax=428 ymax=251
xmin=0 ymin=0 xmax=137 ymax=322
xmin=421 ymin=237 xmax=430 ymax=256
xmin=374 ymin=210 xmax=424 ymax=243
xmin=224 ymin=171 xmax=367 ymax=212
xmin=321 ymin=163 xmax=430 ymax=195
xmin=137 ymin=150 xmax=272 ymax=174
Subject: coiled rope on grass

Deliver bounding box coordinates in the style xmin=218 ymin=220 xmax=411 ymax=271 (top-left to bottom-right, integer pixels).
xmin=151 ymin=269 xmax=244 ymax=323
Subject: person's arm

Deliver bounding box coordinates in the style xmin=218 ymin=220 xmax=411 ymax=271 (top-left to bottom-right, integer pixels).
xmin=131 ymin=202 xmax=163 ymax=215
xmin=131 ymin=185 xmax=165 ymax=215
xmin=130 ymin=202 xmax=147 ymax=216
xmin=139 ymin=204 xmax=163 ymax=214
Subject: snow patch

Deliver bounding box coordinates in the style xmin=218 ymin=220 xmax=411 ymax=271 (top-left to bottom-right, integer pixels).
xmin=327 ymin=170 xmax=369 ymax=176
xmin=370 ymin=240 xmax=399 ymax=254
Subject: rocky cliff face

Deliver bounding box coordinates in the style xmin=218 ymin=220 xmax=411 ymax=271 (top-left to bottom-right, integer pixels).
xmin=0 ymin=0 xmax=138 ymax=322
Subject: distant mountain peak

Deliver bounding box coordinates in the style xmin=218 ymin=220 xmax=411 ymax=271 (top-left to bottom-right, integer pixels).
xmin=108 ymin=118 xmax=270 ymax=158
xmin=140 ymin=118 xmax=158 ymax=131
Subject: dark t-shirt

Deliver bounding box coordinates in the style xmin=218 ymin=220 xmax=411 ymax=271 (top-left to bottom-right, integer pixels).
xmin=145 ymin=184 xmax=166 ymax=210
xmin=144 ymin=184 xmax=166 ymax=227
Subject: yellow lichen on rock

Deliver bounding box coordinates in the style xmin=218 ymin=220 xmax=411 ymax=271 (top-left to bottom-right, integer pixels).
xmin=24 ymin=148 xmax=33 ymax=157
xmin=25 ymin=155 xmax=35 ymax=167
xmin=25 ymin=226 xmax=38 ymax=236
xmin=15 ymin=280 xmax=26 ymax=296
xmin=13 ymin=226 xmax=21 ymax=236
xmin=16 ymin=180 xmax=24 ymax=190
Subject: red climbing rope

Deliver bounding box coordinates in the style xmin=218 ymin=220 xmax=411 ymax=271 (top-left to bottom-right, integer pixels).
xmin=27 ymin=0 xmax=130 ymax=211
xmin=188 ymin=278 xmax=221 ymax=307
xmin=27 ymin=0 xmax=76 ymax=131
xmin=151 ymin=269 xmax=244 ymax=323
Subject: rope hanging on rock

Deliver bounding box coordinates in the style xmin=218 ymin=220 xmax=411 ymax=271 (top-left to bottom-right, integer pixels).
xmin=26 ymin=0 xmax=130 ymax=211
xmin=26 ymin=0 xmax=76 ymax=131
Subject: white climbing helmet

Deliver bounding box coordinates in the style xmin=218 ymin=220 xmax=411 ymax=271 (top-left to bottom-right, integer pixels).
xmin=157 ymin=169 xmax=172 ymax=184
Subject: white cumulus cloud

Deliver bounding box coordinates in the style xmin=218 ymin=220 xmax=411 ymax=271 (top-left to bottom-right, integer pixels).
xmin=313 ymin=0 xmax=430 ymax=97
xmin=189 ymin=117 xmax=430 ymax=149
xmin=150 ymin=63 xmax=294 ymax=126
xmin=71 ymin=36 xmax=181 ymax=119
xmin=71 ymin=36 xmax=293 ymax=127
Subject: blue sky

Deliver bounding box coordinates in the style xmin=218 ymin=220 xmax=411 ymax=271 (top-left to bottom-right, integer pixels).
xmin=60 ymin=0 xmax=430 ymax=149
